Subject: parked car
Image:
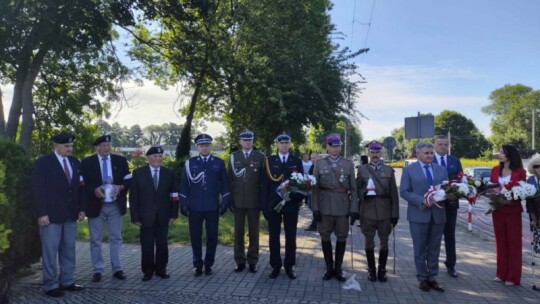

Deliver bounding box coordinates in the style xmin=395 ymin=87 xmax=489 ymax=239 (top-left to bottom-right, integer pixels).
xmin=404 ymin=159 xmax=417 ymax=166
xmin=463 ymin=167 xmax=491 ymax=183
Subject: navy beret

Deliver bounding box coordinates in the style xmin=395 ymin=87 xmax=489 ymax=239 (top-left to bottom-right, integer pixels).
xmin=146 ymin=146 xmax=163 ymax=156
xmin=93 ymin=135 xmax=111 ymax=146
xmin=195 ymin=133 xmax=213 ymax=145
xmin=51 ymin=133 xmax=74 ymax=144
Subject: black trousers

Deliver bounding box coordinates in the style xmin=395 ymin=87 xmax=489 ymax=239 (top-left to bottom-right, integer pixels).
xmin=444 ymin=202 xmax=458 ymax=269
xmin=267 ymin=207 xmax=299 ymax=270
xmin=140 ymin=220 xmax=169 ymax=276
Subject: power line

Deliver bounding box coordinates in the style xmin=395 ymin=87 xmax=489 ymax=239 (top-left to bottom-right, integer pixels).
xmin=350 ymin=0 xmax=376 ymax=63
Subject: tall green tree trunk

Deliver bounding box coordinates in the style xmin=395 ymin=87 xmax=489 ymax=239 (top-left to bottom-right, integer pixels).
xmin=176 ymin=72 xmax=205 ymax=161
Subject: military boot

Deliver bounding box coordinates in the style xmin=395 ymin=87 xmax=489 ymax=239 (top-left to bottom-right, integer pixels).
xmin=366 ymin=249 xmax=377 ymax=282
xmin=378 ymin=249 xmax=389 ymax=282
xmin=334 ymin=241 xmax=347 ymax=282
xmin=321 ymin=241 xmax=334 ymax=280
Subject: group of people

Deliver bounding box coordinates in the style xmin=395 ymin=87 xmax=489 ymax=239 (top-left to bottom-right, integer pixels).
xmin=31 ymin=130 xmax=539 ymax=298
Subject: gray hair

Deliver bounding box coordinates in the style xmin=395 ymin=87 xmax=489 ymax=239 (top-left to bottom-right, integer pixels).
xmin=416 ymin=142 xmax=434 ymax=151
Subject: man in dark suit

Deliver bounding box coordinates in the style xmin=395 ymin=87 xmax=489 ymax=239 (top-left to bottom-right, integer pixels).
xmin=400 ymin=142 xmax=448 ymax=292
xmin=81 ymin=135 xmax=131 ymax=282
xmin=433 ymin=134 xmax=463 ymax=278
xmin=261 ymin=132 xmax=305 ymax=280
xmin=31 ymin=133 xmax=86 ymax=297
xmin=180 ymin=133 xmax=230 ymax=276
xmin=228 ymin=130 xmax=265 ymax=273
xmin=130 ymin=146 xmax=179 ymax=281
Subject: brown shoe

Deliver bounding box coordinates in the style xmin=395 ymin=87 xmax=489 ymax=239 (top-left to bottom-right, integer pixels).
xmin=428 ymin=280 xmax=444 ymax=292
xmin=418 ymin=280 xmax=431 ymax=292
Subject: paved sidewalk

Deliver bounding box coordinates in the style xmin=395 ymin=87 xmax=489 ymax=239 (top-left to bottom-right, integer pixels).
xmin=10 ymin=200 xmax=540 ymax=303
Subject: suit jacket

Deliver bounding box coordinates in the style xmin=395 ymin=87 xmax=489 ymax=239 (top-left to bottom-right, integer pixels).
xmin=130 ymin=165 xmax=179 ymax=227
xmin=400 ymin=161 xmax=448 ymax=224
xmin=434 ymin=154 xmax=462 ymax=180
xmin=490 ymin=165 xmax=526 ymax=214
xmin=526 ymin=175 xmax=540 ymax=220
xmin=180 ymin=155 xmax=230 ymax=212
xmin=31 ymin=153 xmax=83 ymax=223
xmin=261 ymin=154 xmax=304 ymax=213
xmin=81 ymin=153 xmax=131 ymax=218
xmin=227 ymin=150 xmax=265 ymax=209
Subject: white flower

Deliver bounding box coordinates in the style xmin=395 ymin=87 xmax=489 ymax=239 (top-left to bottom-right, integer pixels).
xmin=474 ymin=180 xmax=482 ymax=187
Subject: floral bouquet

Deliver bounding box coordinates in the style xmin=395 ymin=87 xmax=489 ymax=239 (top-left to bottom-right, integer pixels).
xmin=483 ymin=181 xmax=537 ymax=215
xmin=274 ymin=171 xmax=317 ymax=212
xmin=421 ymin=185 xmax=446 ymax=209
xmin=443 ymin=172 xmax=481 ymax=205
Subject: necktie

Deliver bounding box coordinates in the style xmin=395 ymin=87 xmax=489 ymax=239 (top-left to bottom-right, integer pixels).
xmin=440 ymin=156 xmax=446 ymax=167
xmin=282 ymin=156 xmax=286 ymax=163
xmin=424 ymin=165 xmax=433 ymax=186
xmin=245 ymin=152 xmax=249 ymax=159
xmin=63 ymin=158 xmax=71 ymax=184
xmin=102 ymin=157 xmax=109 ymax=183
xmin=153 ymin=169 xmax=159 ymax=190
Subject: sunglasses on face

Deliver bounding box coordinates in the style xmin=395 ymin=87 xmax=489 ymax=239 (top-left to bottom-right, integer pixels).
xmin=534 ymin=165 xmax=540 ymax=169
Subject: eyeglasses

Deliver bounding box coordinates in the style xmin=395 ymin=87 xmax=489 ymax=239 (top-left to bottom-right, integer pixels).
xmin=534 ymin=165 xmax=540 ymax=169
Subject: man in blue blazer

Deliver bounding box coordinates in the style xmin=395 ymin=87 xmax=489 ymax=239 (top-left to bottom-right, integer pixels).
xmin=180 ymin=134 xmax=230 ymax=277
xmin=81 ymin=135 xmax=131 ymax=282
xmin=400 ymin=142 xmax=448 ymax=292
xmin=434 ymin=135 xmax=463 ymax=278
xmin=32 ymin=133 xmax=86 ymax=297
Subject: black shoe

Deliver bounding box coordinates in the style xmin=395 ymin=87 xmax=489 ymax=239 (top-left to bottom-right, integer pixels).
xmin=335 ymin=268 xmax=346 ymax=282
xmin=447 ymin=268 xmax=458 ymax=278
xmin=285 ymin=268 xmax=296 ymax=280
xmin=367 ymin=268 xmax=377 ymax=282
xmin=205 ymin=266 xmax=213 ymax=275
xmin=92 ymin=272 xmax=102 ymax=282
xmin=269 ymin=268 xmax=280 ymax=279
xmin=45 ymin=288 xmax=64 ymax=297
xmin=377 ymin=267 xmax=387 ymax=282
xmin=323 ymin=268 xmax=334 ymax=280
xmin=193 ymin=267 xmax=203 ymax=277
xmin=142 ymin=274 xmax=152 ymax=281
xmin=427 ymin=280 xmax=445 ymax=292
xmin=61 ymin=284 xmax=84 ymax=291
xmin=113 ymin=271 xmax=126 ymax=280
xmin=305 ymin=226 xmax=317 ymax=231
xmin=156 ymin=272 xmax=170 ymax=279
xmin=419 ymin=280 xmax=430 ymax=292
xmin=248 ymin=264 xmax=258 ymax=273
xmin=234 ymin=264 xmax=245 ymax=272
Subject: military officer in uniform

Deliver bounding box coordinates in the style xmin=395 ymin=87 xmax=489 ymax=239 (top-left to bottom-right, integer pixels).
xmin=228 ymin=129 xmax=265 ymax=273
xmin=180 ymin=134 xmax=230 ymax=276
xmin=312 ymin=134 xmax=359 ymax=282
xmin=356 ymin=141 xmax=399 ymax=282
xmin=261 ymin=132 xmax=305 ymax=279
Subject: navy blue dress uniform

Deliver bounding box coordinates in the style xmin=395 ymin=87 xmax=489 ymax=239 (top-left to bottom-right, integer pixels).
xmin=130 ymin=146 xmax=179 ymax=281
xmin=261 ymin=132 xmax=305 ymax=279
xmin=80 ymin=135 xmax=131 ymax=282
xmin=31 ymin=133 xmax=85 ymax=297
xmin=180 ymin=134 xmax=230 ymax=276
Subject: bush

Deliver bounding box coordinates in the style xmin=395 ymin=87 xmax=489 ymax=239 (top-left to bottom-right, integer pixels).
xmin=0 ymin=140 xmax=41 ymax=303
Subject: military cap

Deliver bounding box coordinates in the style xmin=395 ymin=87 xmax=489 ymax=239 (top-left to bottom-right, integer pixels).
xmin=194 ymin=133 xmax=213 ymax=145
xmin=93 ymin=134 xmax=111 ymax=146
xmin=326 ymin=134 xmax=343 ymax=147
xmin=239 ymin=129 xmax=254 ymax=140
xmin=275 ymin=132 xmax=291 ymax=143
xmin=146 ymin=146 xmax=163 ymax=156
xmin=52 ymin=133 xmax=75 ymax=144
xmin=366 ymin=140 xmax=382 ymax=152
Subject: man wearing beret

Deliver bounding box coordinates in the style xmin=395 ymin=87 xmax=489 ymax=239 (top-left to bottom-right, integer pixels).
xmin=261 ymin=132 xmax=305 ymax=279
xmin=180 ymin=134 xmax=230 ymax=276
xmin=130 ymin=146 xmax=179 ymax=281
xmin=356 ymin=140 xmax=399 ymax=282
xmin=312 ymin=134 xmax=358 ymax=281
xmin=228 ymin=129 xmax=265 ymax=273
xmin=81 ymin=135 xmax=131 ymax=282
xmin=31 ymin=133 xmax=86 ymax=297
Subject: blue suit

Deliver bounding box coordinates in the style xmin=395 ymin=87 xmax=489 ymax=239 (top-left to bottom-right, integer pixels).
xmin=434 ymin=153 xmax=463 ymax=270
xmin=400 ymin=161 xmax=448 ymax=282
xmin=31 ymin=152 xmax=83 ymax=292
xmin=180 ymin=155 xmax=230 ymax=269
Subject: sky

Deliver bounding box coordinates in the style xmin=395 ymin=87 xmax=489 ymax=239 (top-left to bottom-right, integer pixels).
xmin=2 ymin=0 xmax=539 ymax=140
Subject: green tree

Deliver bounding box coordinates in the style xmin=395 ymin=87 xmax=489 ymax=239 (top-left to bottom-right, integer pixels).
xmin=482 ymin=84 xmax=540 ymax=150
xmin=435 ymin=110 xmax=490 ymax=158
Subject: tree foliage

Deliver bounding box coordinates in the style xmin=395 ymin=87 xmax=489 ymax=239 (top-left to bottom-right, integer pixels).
xmin=482 ymin=83 xmax=540 ymax=150
xmin=435 ymin=110 xmax=490 ymax=158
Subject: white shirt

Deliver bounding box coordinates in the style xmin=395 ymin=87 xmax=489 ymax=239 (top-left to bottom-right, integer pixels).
xmin=278 ymin=153 xmax=289 ymax=163
xmin=434 ymin=153 xmax=447 ymax=166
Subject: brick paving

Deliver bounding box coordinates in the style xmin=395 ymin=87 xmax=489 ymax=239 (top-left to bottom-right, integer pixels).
xmin=10 ymin=169 xmax=540 ymax=303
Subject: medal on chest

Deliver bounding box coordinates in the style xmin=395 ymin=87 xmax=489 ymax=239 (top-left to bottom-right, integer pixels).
xmin=339 ymin=168 xmax=346 ymax=183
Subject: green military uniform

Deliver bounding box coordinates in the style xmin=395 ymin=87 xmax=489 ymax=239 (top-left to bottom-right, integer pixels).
xmin=228 ymin=149 xmax=265 ymax=268
xmin=312 ymin=135 xmax=359 ymax=281
xmin=356 ymin=141 xmax=399 ymax=282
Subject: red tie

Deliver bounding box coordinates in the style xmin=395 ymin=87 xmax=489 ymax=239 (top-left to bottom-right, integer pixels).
xmin=63 ymin=158 xmax=71 ymax=183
